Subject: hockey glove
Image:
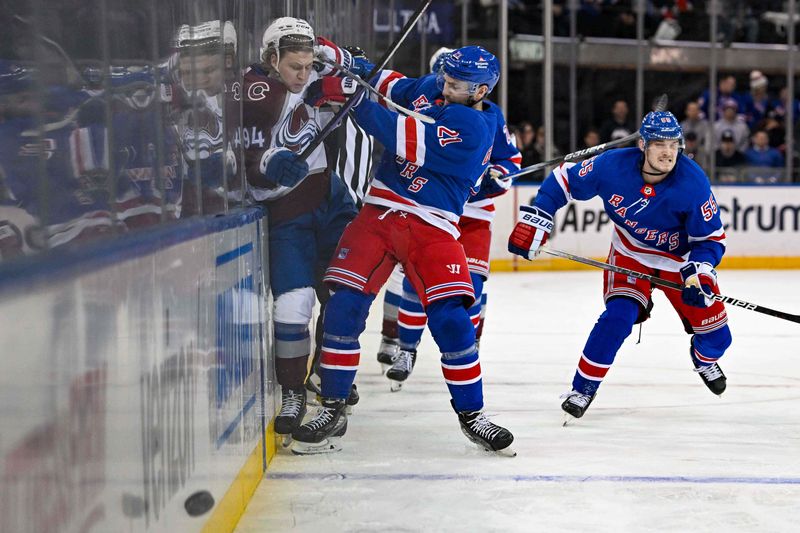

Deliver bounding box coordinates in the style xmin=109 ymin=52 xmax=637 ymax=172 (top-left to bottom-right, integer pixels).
xmin=487 ymin=164 xmax=514 ymax=191
xmin=313 ymin=37 xmax=353 ymax=75
xmin=343 ymin=46 xmax=376 ymax=78
xmin=304 ymin=76 xmax=361 ymax=108
xmin=680 ymin=261 xmax=718 ymax=308
xmin=508 ymin=205 xmax=554 ymax=260
xmin=259 ymin=147 xmax=309 ymax=188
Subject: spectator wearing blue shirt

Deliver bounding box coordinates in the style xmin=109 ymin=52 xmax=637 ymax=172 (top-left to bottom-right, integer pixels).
xmin=745 ymin=130 xmax=784 ymax=167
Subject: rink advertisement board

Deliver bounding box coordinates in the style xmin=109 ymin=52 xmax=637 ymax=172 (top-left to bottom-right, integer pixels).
xmin=0 ymin=208 xmax=274 ymax=533
xmin=491 ymin=185 xmax=800 ymax=270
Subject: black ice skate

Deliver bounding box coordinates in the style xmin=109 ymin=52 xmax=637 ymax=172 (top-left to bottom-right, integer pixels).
xmin=386 ymin=349 xmax=416 ymax=392
xmin=377 ymin=336 xmax=401 ymax=374
xmin=451 ymin=400 xmax=516 ymax=457
xmin=690 ymin=340 xmax=726 ymax=395
xmin=274 ymin=386 xmax=307 ymax=445
xmin=290 ymin=398 xmax=348 ymax=455
xmin=560 ymin=390 xmax=595 ymax=426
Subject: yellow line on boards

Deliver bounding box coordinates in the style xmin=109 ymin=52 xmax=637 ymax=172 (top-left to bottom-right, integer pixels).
xmin=201 ymin=422 xmax=278 ymax=533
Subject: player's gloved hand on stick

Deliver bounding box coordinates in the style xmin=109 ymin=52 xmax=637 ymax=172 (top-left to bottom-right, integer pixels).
xmin=508 ymin=205 xmax=553 ymax=260
xmin=314 ymin=36 xmax=353 ymax=75
xmin=680 ymin=261 xmax=718 ymax=308
xmin=260 ymin=147 xmax=309 ymax=188
xmin=343 ymin=46 xmax=375 ymax=78
xmin=304 ymin=76 xmax=362 ymax=107
xmin=487 ymin=164 xmax=513 ymax=191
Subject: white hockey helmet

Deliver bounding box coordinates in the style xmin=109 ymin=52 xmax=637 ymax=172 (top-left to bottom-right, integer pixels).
xmin=260 ymin=17 xmax=315 ymax=62
xmin=175 ymin=20 xmax=237 ymax=54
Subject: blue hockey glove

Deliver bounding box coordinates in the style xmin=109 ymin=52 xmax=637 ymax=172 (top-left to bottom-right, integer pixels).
xmin=259 ymin=147 xmax=309 ymax=188
xmin=508 ymin=205 xmax=553 ymax=260
xmin=680 ymin=261 xmax=718 ymax=308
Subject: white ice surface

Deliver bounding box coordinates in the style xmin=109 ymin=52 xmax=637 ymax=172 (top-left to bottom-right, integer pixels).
xmin=236 ymin=270 xmax=800 ymax=533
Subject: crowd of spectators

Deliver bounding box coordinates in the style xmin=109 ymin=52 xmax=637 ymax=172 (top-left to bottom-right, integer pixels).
xmin=509 ymin=69 xmax=799 ymax=184
xmin=476 ymin=1 xmax=791 ymax=45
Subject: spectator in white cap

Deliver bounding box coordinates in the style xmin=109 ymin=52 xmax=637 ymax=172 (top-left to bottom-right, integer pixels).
xmin=744 ymin=70 xmax=770 ymax=129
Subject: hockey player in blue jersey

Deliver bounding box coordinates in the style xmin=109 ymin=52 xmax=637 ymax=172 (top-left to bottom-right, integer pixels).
xmin=370 ymin=48 xmax=522 ymax=390
xmin=291 ymin=46 xmax=515 ymax=455
xmin=508 ymin=111 xmax=732 ymax=421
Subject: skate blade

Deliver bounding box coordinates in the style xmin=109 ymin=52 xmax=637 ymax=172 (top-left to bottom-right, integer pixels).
xmin=389 ymin=379 xmax=403 ymax=392
xmin=290 ymin=437 xmax=343 ymax=455
xmin=492 ymin=446 xmax=517 ymax=458
xmin=562 ymin=413 xmax=576 ymax=427
xmin=281 ymin=434 xmax=293 ymax=448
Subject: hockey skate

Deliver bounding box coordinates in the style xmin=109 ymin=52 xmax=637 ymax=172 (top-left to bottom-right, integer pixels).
xmin=386 ymin=349 xmax=416 ymax=392
xmin=560 ymin=390 xmax=595 ymax=426
xmin=290 ymin=398 xmax=348 ymax=455
xmin=690 ymin=340 xmax=726 ymax=395
xmin=451 ymin=400 xmax=516 ymax=457
xmin=274 ymin=386 xmax=307 ymax=446
xmin=377 ymin=336 xmax=401 ymax=374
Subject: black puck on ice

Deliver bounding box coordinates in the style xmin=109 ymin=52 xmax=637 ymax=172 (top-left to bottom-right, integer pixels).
xmin=184 ymin=490 xmax=215 ymax=516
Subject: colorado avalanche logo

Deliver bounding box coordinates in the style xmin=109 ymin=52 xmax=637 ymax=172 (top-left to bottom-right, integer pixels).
xmin=276 ymin=104 xmax=320 ymax=151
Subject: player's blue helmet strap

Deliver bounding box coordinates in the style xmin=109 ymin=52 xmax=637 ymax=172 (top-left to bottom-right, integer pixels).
xmin=639 ymin=111 xmax=684 ymax=147
xmin=438 ymin=45 xmax=500 ymax=96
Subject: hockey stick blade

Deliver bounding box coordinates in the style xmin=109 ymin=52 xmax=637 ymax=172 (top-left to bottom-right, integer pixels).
xmin=315 ymin=55 xmax=435 ymax=124
xmin=298 ymin=0 xmax=434 ymax=161
xmin=540 ymin=246 xmax=800 ymax=324
xmin=510 ymin=93 xmax=669 ymax=181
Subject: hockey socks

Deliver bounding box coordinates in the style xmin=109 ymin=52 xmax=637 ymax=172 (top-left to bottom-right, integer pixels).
xmin=397 ymin=272 xmax=485 ymax=349
xmin=320 ymin=288 xmax=373 ymax=399
xmin=398 ymin=276 xmax=426 ymax=349
xmin=274 ymin=322 xmax=311 ymax=387
xmin=571 ymin=297 xmax=638 ymax=396
xmin=426 ymin=297 xmax=483 ymax=412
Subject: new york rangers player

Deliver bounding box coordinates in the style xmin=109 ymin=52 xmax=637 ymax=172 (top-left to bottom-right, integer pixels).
xmin=292 ymin=46 xmax=515 ymax=455
xmin=508 ymin=111 xmax=731 ymax=421
xmin=378 ymin=48 xmax=522 ymax=390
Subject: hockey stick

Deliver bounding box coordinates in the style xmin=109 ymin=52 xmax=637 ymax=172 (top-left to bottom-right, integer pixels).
xmin=315 ymin=55 xmax=435 ymax=124
xmin=540 ymin=246 xmax=800 ymax=324
xmin=510 ymin=94 xmax=669 ymax=181
xmin=299 ymin=0 xmax=434 ymax=161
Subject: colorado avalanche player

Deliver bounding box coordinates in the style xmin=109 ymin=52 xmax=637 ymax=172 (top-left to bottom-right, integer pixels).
xmin=508 ymin=111 xmax=731 ymax=422
xmin=378 ymin=49 xmax=522 ymax=390
xmin=242 ymin=17 xmax=360 ymax=440
xmin=291 ymin=46 xmax=515 ymax=455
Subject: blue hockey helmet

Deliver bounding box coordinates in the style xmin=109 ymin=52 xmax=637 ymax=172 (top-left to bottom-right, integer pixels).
xmin=639 ymin=111 xmax=684 ymax=150
xmin=439 ymin=45 xmax=500 ymax=96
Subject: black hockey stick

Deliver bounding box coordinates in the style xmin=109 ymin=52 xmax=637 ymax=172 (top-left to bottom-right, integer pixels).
xmin=541 ymin=247 xmax=800 ymax=324
xmin=510 ymin=94 xmax=669 ymax=180
xmin=299 ymin=0 xmax=434 ymax=161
